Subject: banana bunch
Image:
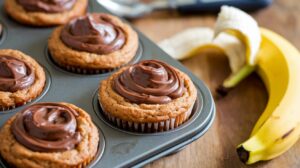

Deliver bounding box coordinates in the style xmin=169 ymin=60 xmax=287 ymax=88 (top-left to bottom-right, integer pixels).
xmin=159 ymin=6 xmax=300 ymax=164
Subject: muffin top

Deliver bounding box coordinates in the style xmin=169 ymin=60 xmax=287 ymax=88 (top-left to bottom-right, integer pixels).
xmin=11 ymin=103 xmax=82 ymax=152
xmin=113 ymin=60 xmax=186 ymax=104
xmin=17 ymin=0 xmax=76 ymax=13
xmin=60 ymin=13 xmax=126 ymax=55
xmin=0 ymin=55 xmax=35 ymax=92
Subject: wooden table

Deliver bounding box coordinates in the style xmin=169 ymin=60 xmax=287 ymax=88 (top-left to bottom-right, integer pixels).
xmin=131 ymin=0 xmax=300 ymax=167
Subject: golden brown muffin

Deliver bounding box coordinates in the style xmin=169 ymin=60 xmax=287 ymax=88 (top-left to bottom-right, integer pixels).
xmin=0 ymin=49 xmax=45 ymax=111
xmin=4 ymin=0 xmax=88 ymax=26
xmin=99 ymin=60 xmax=197 ymax=132
xmin=0 ymin=102 xmax=99 ymax=168
xmin=48 ymin=13 xmax=138 ymax=74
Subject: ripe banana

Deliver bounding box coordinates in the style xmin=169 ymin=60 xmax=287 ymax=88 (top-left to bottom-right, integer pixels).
xmin=159 ymin=5 xmax=300 ymax=165
xmin=237 ymin=28 xmax=300 ymax=164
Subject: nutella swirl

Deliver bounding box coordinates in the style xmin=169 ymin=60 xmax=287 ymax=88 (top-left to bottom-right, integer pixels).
xmin=114 ymin=60 xmax=186 ymax=104
xmin=0 ymin=56 xmax=35 ymax=92
xmin=17 ymin=0 xmax=76 ymax=13
xmin=12 ymin=103 xmax=82 ymax=152
xmin=60 ymin=13 xmax=126 ymax=54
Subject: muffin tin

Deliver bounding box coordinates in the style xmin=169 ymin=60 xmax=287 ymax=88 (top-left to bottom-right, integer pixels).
xmin=0 ymin=1 xmax=215 ymax=168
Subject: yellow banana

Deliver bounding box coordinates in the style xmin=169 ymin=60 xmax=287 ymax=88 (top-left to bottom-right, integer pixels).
xmin=159 ymin=6 xmax=300 ymax=165
xmin=237 ymin=28 xmax=300 ymax=164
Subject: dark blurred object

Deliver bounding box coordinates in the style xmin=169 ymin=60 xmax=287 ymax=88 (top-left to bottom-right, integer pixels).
xmin=97 ymin=0 xmax=272 ymax=18
xmin=177 ymin=0 xmax=272 ymax=13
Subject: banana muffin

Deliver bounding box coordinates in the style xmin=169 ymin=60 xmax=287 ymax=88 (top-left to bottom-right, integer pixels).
xmin=4 ymin=0 xmax=88 ymax=26
xmin=98 ymin=60 xmax=197 ymax=132
xmin=0 ymin=49 xmax=45 ymax=111
xmin=48 ymin=13 xmax=138 ymax=74
xmin=0 ymin=102 xmax=99 ymax=168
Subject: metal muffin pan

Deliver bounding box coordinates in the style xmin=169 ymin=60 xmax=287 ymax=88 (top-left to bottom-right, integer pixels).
xmin=0 ymin=1 xmax=215 ymax=168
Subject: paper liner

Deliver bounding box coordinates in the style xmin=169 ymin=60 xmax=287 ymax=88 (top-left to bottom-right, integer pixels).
xmin=0 ymin=99 xmax=32 ymax=112
xmin=53 ymin=60 xmax=118 ymax=75
xmin=101 ymin=104 xmax=194 ymax=133
xmin=49 ymin=48 xmax=140 ymax=75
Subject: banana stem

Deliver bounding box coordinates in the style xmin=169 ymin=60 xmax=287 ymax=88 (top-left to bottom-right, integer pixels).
xmin=216 ymin=65 xmax=256 ymax=96
xmin=223 ymin=65 xmax=256 ymax=88
xmin=237 ymin=146 xmax=250 ymax=164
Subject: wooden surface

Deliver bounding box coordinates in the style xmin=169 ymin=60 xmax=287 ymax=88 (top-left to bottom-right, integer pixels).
xmin=130 ymin=0 xmax=300 ymax=167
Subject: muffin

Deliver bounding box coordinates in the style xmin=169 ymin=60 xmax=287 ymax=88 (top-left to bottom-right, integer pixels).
xmin=48 ymin=13 xmax=139 ymax=74
xmin=0 ymin=102 xmax=99 ymax=168
xmin=99 ymin=60 xmax=197 ymax=133
xmin=4 ymin=0 xmax=87 ymax=26
xmin=0 ymin=49 xmax=45 ymax=111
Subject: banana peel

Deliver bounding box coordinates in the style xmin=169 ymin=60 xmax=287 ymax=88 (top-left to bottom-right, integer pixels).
xmin=215 ymin=6 xmax=261 ymax=66
xmin=159 ymin=28 xmax=255 ymax=93
xmin=160 ymin=6 xmax=261 ymax=91
xmin=159 ymin=28 xmax=247 ymax=74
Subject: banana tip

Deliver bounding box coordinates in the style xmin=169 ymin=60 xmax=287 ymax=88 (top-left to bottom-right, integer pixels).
xmin=216 ymin=85 xmax=231 ymax=97
xmin=237 ymin=146 xmax=249 ymax=164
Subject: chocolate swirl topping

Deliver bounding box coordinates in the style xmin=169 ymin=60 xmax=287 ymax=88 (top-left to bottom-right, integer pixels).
xmin=0 ymin=56 xmax=35 ymax=92
xmin=17 ymin=0 xmax=76 ymax=13
xmin=12 ymin=103 xmax=82 ymax=152
xmin=113 ymin=60 xmax=186 ymax=104
xmin=60 ymin=13 xmax=126 ymax=54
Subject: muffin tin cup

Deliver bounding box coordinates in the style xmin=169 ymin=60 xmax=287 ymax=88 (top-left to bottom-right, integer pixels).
xmin=94 ymin=87 xmax=203 ymax=136
xmin=101 ymin=102 xmax=195 ymax=133
xmin=86 ymin=127 xmax=106 ymax=168
xmin=0 ymin=21 xmax=6 ymax=46
xmin=135 ymin=105 xmax=216 ymax=167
